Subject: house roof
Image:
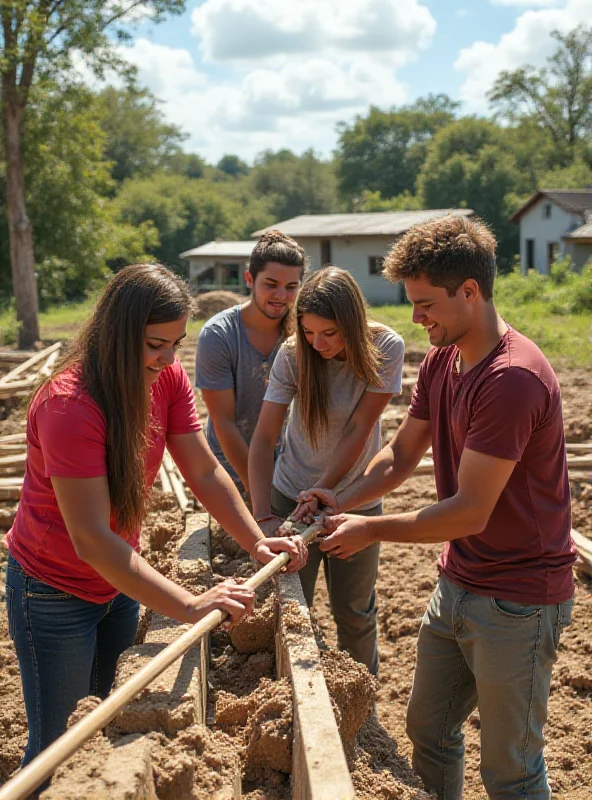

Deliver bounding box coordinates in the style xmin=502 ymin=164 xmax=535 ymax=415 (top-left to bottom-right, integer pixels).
xmin=180 ymin=241 xmax=255 ymax=259
xmin=563 ymin=221 xmax=592 ymax=240
xmin=252 ymin=209 xmax=474 ymax=238
xmin=510 ymin=189 xmax=592 ymax=222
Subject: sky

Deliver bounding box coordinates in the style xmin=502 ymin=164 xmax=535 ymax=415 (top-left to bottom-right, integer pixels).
xmin=109 ymin=0 xmax=592 ymax=165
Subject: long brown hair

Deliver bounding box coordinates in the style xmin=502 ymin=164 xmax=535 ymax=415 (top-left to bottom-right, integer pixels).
xmin=295 ymin=267 xmax=384 ymax=448
xmin=34 ymin=264 xmax=191 ymax=534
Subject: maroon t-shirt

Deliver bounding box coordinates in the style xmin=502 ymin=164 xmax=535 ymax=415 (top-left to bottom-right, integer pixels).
xmin=408 ymin=326 xmax=575 ymax=604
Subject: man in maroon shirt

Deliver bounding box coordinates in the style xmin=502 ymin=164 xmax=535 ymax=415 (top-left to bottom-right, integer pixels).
xmin=297 ymin=216 xmax=576 ymax=800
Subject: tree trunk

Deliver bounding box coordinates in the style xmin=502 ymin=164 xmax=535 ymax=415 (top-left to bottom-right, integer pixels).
xmin=2 ymin=93 xmax=40 ymax=349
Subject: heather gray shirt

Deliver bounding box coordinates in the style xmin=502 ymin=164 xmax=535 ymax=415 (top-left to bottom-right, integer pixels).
xmin=195 ymin=305 xmax=282 ymax=486
xmin=265 ymin=325 xmax=404 ymax=511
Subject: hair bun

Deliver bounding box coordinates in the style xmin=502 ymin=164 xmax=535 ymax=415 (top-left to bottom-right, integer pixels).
xmin=259 ymin=229 xmax=290 ymax=245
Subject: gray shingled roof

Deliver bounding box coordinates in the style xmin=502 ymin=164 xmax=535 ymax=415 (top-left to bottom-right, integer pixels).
xmin=253 ymin=209 xmax=474 ymax=238
xmin=510 ymin=190 xmax=592 ymax=222
xmin=180 ymin=241 xmax=255 ymax=259
xmin=564 ymin=221 xmax=592 ymax=240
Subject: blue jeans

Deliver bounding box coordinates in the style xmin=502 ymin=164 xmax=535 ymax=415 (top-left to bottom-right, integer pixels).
xmin=406 ymin=574 xmax=573 ymax=800
xmin=271 ymin=486 xmax=381 ymax=675
xmin=5 ymin=554 xmax=139 ymax=769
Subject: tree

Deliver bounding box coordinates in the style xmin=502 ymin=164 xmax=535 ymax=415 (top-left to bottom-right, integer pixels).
xmin=217 ymin=154 xmax=249 ymax=178
xmin=489 ymin=27 xmax=592 ymax=161
xmin=0 ymin=79 xmax=157 ymax=305
xmin=250 ymin=148 xmax=339 ymax=220
xmin=97 ymin=84 xmax=186 ymax=183
xmin=417 ymin=119 xmax=519 ymax=269
xmin=335 ymin=94 xmax=459 ymax=203
xmin=0 ymin=0 xmax=184 ymax=347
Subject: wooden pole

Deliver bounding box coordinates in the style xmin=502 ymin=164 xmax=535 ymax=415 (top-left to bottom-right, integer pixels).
xmin=0 ymin=342 xmax=61 ymax=386
xmin=0 ymin=520 xmax=324 ymax=800
xmin=158 ymin=464 xmax=173 ymax=494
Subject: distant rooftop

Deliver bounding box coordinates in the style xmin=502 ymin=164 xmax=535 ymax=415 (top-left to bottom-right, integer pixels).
xmin=510 ymin=189 xmax=592 ymax=222
xmin=563 ymin=221 xmax=592 ymax=240
xmin=253 ymin=209 xmax=474 ymax=238
xmin=180 ymin=241 xmax=255 ymax=259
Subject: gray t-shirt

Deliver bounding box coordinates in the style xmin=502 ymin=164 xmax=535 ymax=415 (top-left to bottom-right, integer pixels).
xmin=265 ymin=325 xmax=404 ymax=511
xmin=195 ymin=305 xmax=282 ymax=485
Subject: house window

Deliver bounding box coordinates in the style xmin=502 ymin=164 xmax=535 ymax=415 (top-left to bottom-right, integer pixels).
xmin=547 ymin=242 xmax=559 ymax=269
xmin=369 ymin=256 xmax=384 ymax=275
xmin=526 ymin=239 xmax=535 ymax=271
xmin=543 ymin=203 xmax=552 ymax=219
xmin=320 ymin=239 xmax=332 ymax=266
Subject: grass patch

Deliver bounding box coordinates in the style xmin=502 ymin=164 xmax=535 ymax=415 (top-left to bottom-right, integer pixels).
xmin=2 ymin=294 xmax=590 ymax=368
xmin=371 ymin=301 xmax=592 ymax=368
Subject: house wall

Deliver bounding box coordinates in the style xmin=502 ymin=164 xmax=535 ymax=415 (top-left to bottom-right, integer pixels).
xmin=297 ymin=236 xmax=403 ymax=305
xmin=519 ymin=200 xmax=582 ymax=274
xmin=564 ymin=242 xmax=592 ymax=271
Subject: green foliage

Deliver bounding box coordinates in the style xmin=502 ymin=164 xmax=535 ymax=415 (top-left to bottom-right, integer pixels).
xmin=335 ymin=95 xmax=459 ymax=202
xmin=355 ymin=190 xmax=422 ymax=212
xmin=97 ymin=85 xmax=186 ymax=183
xmin=217 ymin=154 xmax=249 ymax=177
xmin=249 ymin=149 xmax=339 ymax=219
xmin=489 ymin=27 xmax=592 ymax=159
xmin=539 ymin=158 xmax=592 ymax=189
xmin=494 ymin=258 xmax=592 ymax=314
xmin=417 ymin=119 xmax=519 ymax=268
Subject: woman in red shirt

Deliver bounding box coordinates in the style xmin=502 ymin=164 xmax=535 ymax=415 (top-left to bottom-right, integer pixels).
xmin=5 ymin=263 xmax=306 ymax=774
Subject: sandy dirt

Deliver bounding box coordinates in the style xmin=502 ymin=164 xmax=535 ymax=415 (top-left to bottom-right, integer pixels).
xmin=0 ymin=352 xmax=590 ymax=798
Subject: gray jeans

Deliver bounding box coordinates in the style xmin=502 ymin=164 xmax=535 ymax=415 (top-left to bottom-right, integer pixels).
xmin=271 ymin=485 xmax=381 ymax=675
xmin=407 ymin=573 xmax=574 ymax=800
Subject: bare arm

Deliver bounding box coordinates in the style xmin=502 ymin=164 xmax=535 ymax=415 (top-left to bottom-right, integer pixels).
xmin=298 ymin=413 xmax=432 ymax=515
xmin=248 ymin=400 xmax=289 ymax=521
xmin=320 ymin=448 xmax=517 ymax=557
xmin=52 ymin=475 xmax=256 ymax=624
xmin=316 ymin=391 xmax=393 ymax=489
xmin=201 ymin=388 xmax=250 ymax=492
xmin=168 ymin=429 xmax=306 ymax=571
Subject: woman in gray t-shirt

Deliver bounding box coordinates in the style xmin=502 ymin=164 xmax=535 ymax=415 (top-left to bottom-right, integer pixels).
xmin=249 ymin=267 xmax=404 ymax=675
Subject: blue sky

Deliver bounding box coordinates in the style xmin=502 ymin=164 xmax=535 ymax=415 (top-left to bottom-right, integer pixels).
xmin=110 ymin=0 xmax=590 ymax=164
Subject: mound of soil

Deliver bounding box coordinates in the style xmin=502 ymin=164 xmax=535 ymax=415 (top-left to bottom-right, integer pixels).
xmin=192 ymin=292 xmax=244 ymax=321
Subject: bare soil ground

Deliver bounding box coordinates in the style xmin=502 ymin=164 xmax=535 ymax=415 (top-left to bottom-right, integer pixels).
xmin=0 ymin=346 xmax=590 ymax=797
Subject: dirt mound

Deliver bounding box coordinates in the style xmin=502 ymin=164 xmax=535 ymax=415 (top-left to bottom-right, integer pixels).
xmin=192 ymin=292 xmax=244 ymax=321
xmin=229 ymin=593 xmax=275 ymax=654
xmin=321 ymin=649 xmax=377 ymax=749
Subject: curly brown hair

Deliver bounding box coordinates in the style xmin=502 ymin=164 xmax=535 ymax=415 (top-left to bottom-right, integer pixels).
xmin=383 ymin=215 xmax=497 ymax=301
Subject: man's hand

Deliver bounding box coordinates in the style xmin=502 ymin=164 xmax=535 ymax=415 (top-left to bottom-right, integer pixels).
xmin=294 ymin=487 xmax=340 ymax=519
xmin=318 ymin=514 xmax=377 ymax=559
xmin=251 ymin=536 xmax=308 ymax=572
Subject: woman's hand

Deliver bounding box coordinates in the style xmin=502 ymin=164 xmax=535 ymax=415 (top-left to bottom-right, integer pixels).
xmin=294 ymin=487 xmax=340 ymax=519
xmin=251 ymin=536 xmax=308 ymax=572
xmin=187 ymin=579 xmax=256 ymax=625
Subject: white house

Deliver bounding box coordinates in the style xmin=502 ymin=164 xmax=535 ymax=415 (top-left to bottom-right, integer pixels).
xmin=180 ymin=240 xmax=255 ymax=292
xmin=253 ymin=208 xmax=474 ymax=305
xmin=510 ymin=189 xmax=592 ymax=274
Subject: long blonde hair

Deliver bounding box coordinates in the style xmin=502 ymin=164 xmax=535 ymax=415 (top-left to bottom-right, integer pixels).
xmin=32 ymin=264 xmax=191 ymax=535
xmin=295 ymin=267 xmax=384 ymax=448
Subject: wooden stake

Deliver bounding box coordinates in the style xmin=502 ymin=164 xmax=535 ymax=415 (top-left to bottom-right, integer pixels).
xmin=0 ymin=342 xmax=61 ymax=387
xmin=571 ymin=529 xmax=592 ymax=576
xmin=0 ymin=520 xmax=324 ymax=800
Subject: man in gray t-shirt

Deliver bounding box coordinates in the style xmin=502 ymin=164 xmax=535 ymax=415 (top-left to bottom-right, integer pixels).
xmin=195 ymin=236 xmax=306 ymax=497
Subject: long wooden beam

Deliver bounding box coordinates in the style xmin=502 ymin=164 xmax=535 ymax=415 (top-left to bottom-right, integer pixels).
xmin=0 ymin=520 xmax=324 ymax=800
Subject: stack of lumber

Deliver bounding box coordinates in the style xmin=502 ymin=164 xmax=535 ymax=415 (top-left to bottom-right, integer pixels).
xmin=158 ymin=449 xmax=191 ymax=513
xmin=0 ymin=342 xmax=62 ymax=401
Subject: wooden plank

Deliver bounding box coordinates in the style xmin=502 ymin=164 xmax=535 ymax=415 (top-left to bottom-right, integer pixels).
xmin=0 ymin=453 xmax=26 ymax=468
xmin=0 ymin=434 xmax=27 ymax=443
xmin=566 ymin=442 xmax=592 ymax=453
xmin=0 ymin=478 xmax=22 ymax=501
xmin=567 ymin=456 xmax=592 ymax=470
xmin=0 ymin=342 xmax=61 ymax=387
xmin=571 ymin=529 xmax=592 ymax=576
xmin=158 ymin=463 xmax=173 ymax=494
xmin=276 ymin=572 xmax=355 ymax=800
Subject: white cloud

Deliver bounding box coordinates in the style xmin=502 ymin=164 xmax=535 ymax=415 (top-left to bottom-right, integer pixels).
xmin=491 ymin=0 xmax=559 ymax=6
xmin=191 ymin=0 xmax=436 ymax=63
xmin=455 ymin=0 xmax=592 ymax=113
xmin=114 ymin=0 xmax=436 ymax=162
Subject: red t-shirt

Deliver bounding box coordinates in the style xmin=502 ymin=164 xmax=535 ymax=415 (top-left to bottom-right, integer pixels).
xmin=7 ymin=358 xmax=201 ymax=603
xmin=408 ymin=327 xmax=575 ymax=604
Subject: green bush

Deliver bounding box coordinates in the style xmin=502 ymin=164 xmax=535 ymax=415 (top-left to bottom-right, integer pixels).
xmin=496 ymin=258 xmax=592 ymax=314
